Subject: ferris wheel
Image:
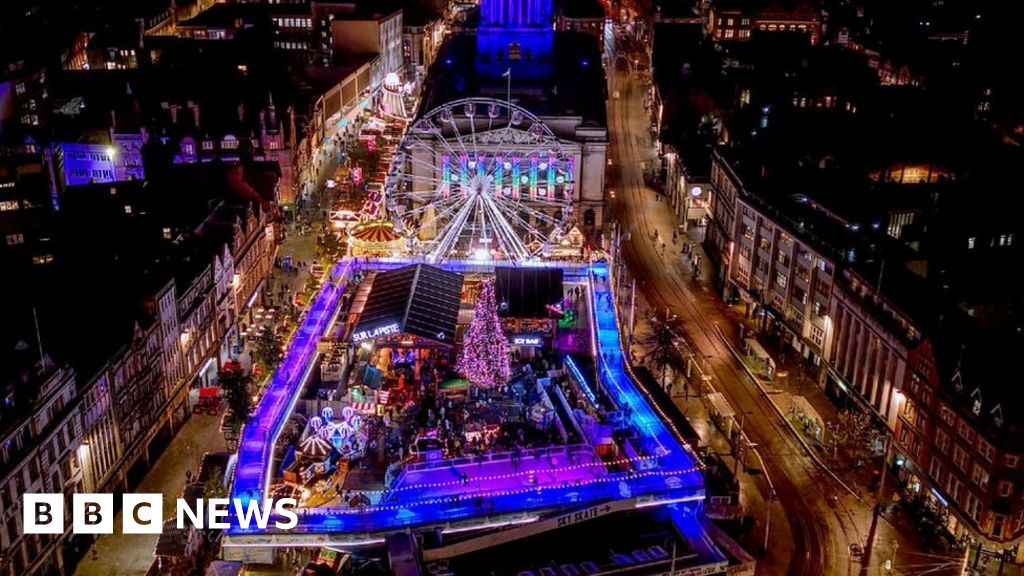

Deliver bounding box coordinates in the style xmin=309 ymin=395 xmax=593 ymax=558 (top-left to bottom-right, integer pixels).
xmin=385 ymin=98 xmax=576 ymax=263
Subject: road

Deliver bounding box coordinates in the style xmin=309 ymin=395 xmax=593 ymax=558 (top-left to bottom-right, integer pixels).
xmin=605 ymin=67 xmax=925 ymax=576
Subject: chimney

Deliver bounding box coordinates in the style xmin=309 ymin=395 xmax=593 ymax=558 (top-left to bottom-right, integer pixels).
xmin=192 ymin=103 xmax=200 ymax=128
xmin=169 ymin=104 xmax=179 ymax=124
xmin=259 ymin=110 xmax=267 ymax=138
xmin=237 ymin=102 xmax=245 ymax=123
xmin=268 ymin=93 xmax=277 ymax=127
xmin=110 ymin=109 xmax=117 ymax=130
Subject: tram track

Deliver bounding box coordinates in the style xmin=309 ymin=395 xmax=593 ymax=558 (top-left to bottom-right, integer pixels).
xmin=605 ymin=67 xmax=869 ymax=575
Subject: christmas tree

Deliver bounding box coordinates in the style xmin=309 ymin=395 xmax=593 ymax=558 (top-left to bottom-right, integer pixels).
xmin=456 ymin=280 xmax=511 ymax=388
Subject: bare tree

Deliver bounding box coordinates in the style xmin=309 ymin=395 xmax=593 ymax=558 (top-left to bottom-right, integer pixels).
xmin=639 ymin=309 xmax=682 ymax=391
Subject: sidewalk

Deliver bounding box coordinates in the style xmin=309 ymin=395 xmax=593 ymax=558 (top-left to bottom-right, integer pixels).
xmin=628 ymin=293 xmax=772 ymax=557
xmin=675 ymin=226 xmax=961 ymax=575
xmin=73 ymin=117 xmax=337 ymax=576
xmin=627 ymin=227 xmax=955 ymax=575
xmin=74 ymin=415 xmax=226 ymax=576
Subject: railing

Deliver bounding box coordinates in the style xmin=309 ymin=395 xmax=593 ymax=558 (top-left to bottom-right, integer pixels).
xmin=227 ymin=261 xmax=705 ymax=537
xmin=231 ymin=259 xmax=357 ymax=502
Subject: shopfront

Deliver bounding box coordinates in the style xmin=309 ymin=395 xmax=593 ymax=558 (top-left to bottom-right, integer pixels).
xmin=348 ymin=264 xmax=464 ymax=402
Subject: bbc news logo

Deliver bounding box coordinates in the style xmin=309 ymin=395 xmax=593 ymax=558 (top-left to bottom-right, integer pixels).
xmin=23 ymin=494 xmax=298 ymax=534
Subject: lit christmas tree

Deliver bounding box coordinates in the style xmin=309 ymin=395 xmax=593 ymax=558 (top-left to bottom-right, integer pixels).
xmin=456 ymin=280 xmax=511 ymax=389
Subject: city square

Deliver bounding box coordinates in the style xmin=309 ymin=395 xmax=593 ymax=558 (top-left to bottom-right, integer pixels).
xmin=2 ymin=0 xmax=1023 ymax=576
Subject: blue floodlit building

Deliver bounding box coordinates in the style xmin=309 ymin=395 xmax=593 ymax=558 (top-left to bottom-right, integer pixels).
xmin=419 ymin=0 xmax=610 ymax=230
xmin=476 ymin=0 xmax=555 ymax=80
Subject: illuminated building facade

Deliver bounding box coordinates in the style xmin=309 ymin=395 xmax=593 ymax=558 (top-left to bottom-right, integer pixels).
xmin=418 ymin=0 xmax=609 ymax=233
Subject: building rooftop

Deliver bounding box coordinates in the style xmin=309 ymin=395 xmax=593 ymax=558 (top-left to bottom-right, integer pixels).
xmin=393 ymin=0 xmax=444 ymax=27
xmin=557 ymin=0 xmax=605 ymax=19
xmin=655 ymin=0 xmax=702 ymax=21
xmin=301 ymin=52 xmax=378 ymax=99
xmin=177 ymin=2 xmax=274 ymax=30
xmin=354 ymin=264 xmax=464 ymax=345
xmin=45 ymin=42 xmax=300 ymax=140
xmin=420 ymin=31 xmax=607 ymax=126
xmin=928 ymin=305 xmax=1024 ymax=448
xmin=717 ymin=77 xmax=1024 ymax=429
xmin=319 ymin=4 xmax=401 ymax=22
xmin=715 ymin=0 xmax=820 ymax=18
xmin=653 ymin=23 xmax=722 ymax=179
xmin=0 ymin=161 xmax=273 ymax=381
xmin=494 ymin=267 xmax=564 ymax=318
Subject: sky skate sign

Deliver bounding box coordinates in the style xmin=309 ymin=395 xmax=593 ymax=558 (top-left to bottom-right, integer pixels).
xmin=553 ymin=499 xmax=636 ymax=529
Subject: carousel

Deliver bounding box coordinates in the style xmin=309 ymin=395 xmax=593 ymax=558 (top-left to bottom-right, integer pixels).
xmin=280 ymin=406 xmax=372 ymax=508
xmin=348 ymin=220 xmax=404 ymax=257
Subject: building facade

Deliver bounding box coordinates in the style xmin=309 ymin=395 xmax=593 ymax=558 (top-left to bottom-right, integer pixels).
xmin=324 ymin=8 xmax=403 ymax=85
xmin=729 ymin=194 xmax=837 ymax=365
xmin=0 ymin=364 xmax=84 ymax=576
xmin=706 ymin=151 xmax=740 ymax=298
xmin=706 ymin=1 xmax=821 ymax=45
xmin=711 ymin=147 xmax=1024 ymax=566
xmin=402 ymin=9 xmax=446 ymax=81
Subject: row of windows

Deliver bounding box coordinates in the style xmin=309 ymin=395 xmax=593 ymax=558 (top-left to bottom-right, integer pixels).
xmin=718 ymin=17 xmax=751 ymax=27
xmin=274 ymin=41 xmax=309 ymax=50
xmin=720 ymin=29 xmax=751 ymax=39
xmin=273 ymin=16 xmax=312 ymax=29
xmin=68 ymin=168 xmax=113 ymax=180
xmin=967 ymin=234 xmax=1015 ymax=249
xmin=182 ymin=138 xmax=266 ymax=156
xmin=64 ymin=151 xmax=111 ymax=162
xmin=760 ymin=23 xmax=809 ymax=32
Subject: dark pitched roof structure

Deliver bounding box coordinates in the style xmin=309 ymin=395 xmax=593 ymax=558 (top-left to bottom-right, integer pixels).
xmin=354 ymin=264 xmax=463 ymax=345
xmin=494 ymin=267 xmax=564 ymax=318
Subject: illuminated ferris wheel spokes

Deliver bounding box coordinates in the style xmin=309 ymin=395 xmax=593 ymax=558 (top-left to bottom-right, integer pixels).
xmin=387 ymin=98 xmax=575 ymax=262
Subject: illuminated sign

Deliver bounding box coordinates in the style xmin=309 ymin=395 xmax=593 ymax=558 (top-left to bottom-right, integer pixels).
xmin=510 ymin=334 xmax=544 ymax=347
xmin=351 ymin=322 xmax=401 ymax=342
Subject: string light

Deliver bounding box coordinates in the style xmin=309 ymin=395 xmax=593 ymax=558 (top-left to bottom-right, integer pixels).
xmin=232 ymin=260 xmax=356 ymax=502
xmin=231 ymin=260 xmax=706 ymax=534
xmin=455 ymin=280 xmax=510 ymax=388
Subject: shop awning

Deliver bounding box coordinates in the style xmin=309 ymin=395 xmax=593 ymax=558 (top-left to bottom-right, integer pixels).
xmin=352 ymin=264 xmax=463 ymax=345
